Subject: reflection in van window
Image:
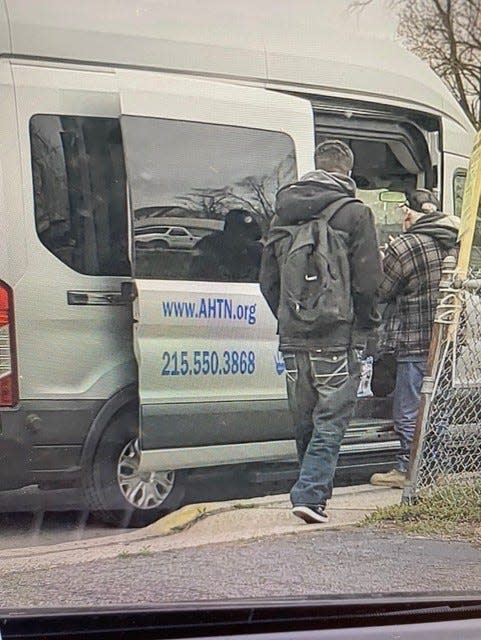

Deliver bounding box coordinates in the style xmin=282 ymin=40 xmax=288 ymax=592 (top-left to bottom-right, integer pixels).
xmin=453 ymin=170 xmax=467 ymax=217
xmin=122 ymin=117 xmax=297 ymax=281
xmin=30 ymin=115 xmax=130 ymax=276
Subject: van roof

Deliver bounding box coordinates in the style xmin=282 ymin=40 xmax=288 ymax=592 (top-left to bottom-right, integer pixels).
xmin=0 ymin=0 xmax=472 ymax=130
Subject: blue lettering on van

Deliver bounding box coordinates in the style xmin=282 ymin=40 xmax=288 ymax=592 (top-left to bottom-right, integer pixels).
xmin=162 ymin=298 xmax=256 ymax=325
xmin=161 ymin=350 xmax=256 ymax=376
xmin=161 ymin=300 xmax=196 ymax=318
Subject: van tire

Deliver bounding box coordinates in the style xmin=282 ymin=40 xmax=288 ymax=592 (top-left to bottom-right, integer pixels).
xmin=82 ymin=409 xmax=186 ymax=528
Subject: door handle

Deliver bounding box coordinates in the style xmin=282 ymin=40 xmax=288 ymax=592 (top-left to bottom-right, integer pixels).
xmin=67 ymin=282 xmax=136 ymax=306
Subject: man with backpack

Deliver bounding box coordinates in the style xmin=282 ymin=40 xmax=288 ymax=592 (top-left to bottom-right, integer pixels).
xmin=260 ymin=140 xmax=381 ymax=524
xmin=370 ymin=189 xmax=459 ymax=488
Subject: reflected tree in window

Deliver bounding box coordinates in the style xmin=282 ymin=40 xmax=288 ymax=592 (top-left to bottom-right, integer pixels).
xmin=176 ymin=152 xmax=296 ymax=235
xmin=121 ymin=116 xmax=297 ymax=281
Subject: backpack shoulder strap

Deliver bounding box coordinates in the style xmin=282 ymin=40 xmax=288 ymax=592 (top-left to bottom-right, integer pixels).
xmin=314 ymin=196 xmax=360 ymax=251
xmin=318 ymin=196 xmax=361 ymax=224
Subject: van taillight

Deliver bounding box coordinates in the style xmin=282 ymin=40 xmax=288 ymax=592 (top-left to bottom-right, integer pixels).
xmin=0 ymin=281 xmax=18 ymax=407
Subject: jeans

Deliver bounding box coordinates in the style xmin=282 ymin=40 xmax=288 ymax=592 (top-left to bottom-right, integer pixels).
xmin=284 ymin=348 xmax=361 ymax=507
xmin=393 ymin=359 xmax=427 ymax=473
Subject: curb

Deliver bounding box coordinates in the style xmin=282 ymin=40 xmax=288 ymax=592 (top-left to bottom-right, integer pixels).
xmin=0 ymin=486 xmax=401 ymax=569
xmin=144 ymin=484 xmax=397 ymax=536
xmin=0 ymin=496 xmax=290 ymax=562
xmin=144 ymin=503 xmax=216 ymax=535
xmin=142 ymin=496 xmax=289 ymax=535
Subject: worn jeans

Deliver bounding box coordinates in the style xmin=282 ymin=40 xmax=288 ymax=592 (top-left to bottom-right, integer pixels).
xmin=393 ymin=359 xmax=427 ymax=473
xmin=284 ymin=348 xmax=361 ymax=507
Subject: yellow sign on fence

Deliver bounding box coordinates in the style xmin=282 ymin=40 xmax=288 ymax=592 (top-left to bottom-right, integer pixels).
xmin=457 ymin=129 xmax=481 ymax=278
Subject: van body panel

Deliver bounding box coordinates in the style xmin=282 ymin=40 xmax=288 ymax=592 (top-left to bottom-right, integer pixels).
xmin=11 ymin=64 xmax=136 ymax=400
xmin=3 ymin=0 xmax=472 ymax=130
xmin=118 ymin=74 xmax=315 ymax=452
xmin=442 ymin=118 xmax=475 ymax=161
xmin=0 ymin=61 xmax=26 ymax=288
xmin=130 ymin=280 xmax=283 ymax=406
xmin=0 ymin=399 xmax=103 ymax=489
xmin=0 ymin=0 xmax=10 ymax=55
xmin=6 ymin=0 xmax=266 ymax=81
xmin=117 ymin=70 xmax=315 ymax=178
xmin=140 ymin=396 xmax=394 ymax=451
xmin=139 ymin=439 xmax=400 ymax=473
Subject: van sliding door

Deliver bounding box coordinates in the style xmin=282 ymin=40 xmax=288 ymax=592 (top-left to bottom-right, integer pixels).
xmin=118 ymin=71 xmax=315 ymax=471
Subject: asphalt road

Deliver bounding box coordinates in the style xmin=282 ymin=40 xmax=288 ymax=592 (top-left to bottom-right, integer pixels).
xmin=0 ymin=529 xmax=479 ymax=609
xmin=0 ymin=487 xmax=126 ymax=550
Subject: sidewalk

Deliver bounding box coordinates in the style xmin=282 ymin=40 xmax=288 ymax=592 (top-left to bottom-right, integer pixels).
xmin=0 ymin=484 xmax=401 ymax=575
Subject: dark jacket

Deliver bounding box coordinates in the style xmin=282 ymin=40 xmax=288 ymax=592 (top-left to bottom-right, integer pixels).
xmin=190 ymin=211 xmax=262 ymax=282
xmin=259 ymin=170 xmax=382 ymax=351
xmin=378 ymin=213 xmax=459 ymax=360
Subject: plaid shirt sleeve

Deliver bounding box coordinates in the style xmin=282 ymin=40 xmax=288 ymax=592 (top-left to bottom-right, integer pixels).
xmin=378 ymin=240 xmax=406 ymax=303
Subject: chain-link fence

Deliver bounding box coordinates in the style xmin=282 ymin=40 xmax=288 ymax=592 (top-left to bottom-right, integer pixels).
xmin=403 ymin=256 xmax=481 ymax=505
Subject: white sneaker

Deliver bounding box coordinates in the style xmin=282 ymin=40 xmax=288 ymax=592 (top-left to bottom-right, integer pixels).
xmin=292 ymin=505 xmax=329 ymax=524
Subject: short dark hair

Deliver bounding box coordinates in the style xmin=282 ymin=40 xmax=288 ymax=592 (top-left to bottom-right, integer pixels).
xmin=314 ymin=140 xmax=354 ymax=175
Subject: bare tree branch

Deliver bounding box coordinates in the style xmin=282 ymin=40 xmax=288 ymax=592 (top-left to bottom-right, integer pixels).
xmin=351 ymin=0 xmax=481 ymax=127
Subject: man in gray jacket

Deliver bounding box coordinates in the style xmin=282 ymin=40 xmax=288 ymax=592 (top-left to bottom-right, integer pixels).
xmin=260 ymin=140 xmax=381 ymax=523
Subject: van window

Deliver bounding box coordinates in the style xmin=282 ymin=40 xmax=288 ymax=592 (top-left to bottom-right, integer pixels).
xmin=453 ymin=169 xmax=467 ymax=217
xmin=121 ymin=117 xmax=297 ymax=282
xmin=30 ymin=115 xmax=130 ymax=276
xmin=314 ymin=114 xmax=433 ymax=245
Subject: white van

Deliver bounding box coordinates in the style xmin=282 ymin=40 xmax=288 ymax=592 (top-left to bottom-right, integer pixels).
xmin=0 ymin=0 xmax=474 ymax=526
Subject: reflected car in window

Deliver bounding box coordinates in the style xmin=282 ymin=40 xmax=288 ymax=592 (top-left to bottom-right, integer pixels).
xmin=134 ymin=225 xmax=201 ymax=250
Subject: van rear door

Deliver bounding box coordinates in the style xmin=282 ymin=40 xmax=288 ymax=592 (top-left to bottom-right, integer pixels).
xmin=118 ymin=71 xmax=314 ymax=471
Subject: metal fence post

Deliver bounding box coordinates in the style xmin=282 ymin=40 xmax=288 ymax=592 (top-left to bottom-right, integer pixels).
xmin=402 ymin=130 xmax=481 ymax=507
xmin=402 ymin=254 xmax=458 ymax=503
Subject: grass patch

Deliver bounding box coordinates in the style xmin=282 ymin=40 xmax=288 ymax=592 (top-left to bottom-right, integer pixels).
xmin=117 ymin=546 xmax=153 ymax=559
xmin=362 ymin=482 xmax=481 ymax=544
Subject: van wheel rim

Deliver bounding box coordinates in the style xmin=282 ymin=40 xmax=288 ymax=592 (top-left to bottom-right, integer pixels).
xmin=117 ymin=438 xmax=175 ymax=510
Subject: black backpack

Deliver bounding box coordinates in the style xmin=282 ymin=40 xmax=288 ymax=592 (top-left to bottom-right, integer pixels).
xmin=267 ymin=196 xmax=359 ymax=331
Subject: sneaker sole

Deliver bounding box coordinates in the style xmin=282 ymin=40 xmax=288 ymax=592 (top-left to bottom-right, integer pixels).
xmin=292 ymin=506 xmax=329 ymax=524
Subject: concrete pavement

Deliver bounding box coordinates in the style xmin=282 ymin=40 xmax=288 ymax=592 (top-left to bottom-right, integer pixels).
xmin=0 ymin=484 xmax=402 ymax=574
